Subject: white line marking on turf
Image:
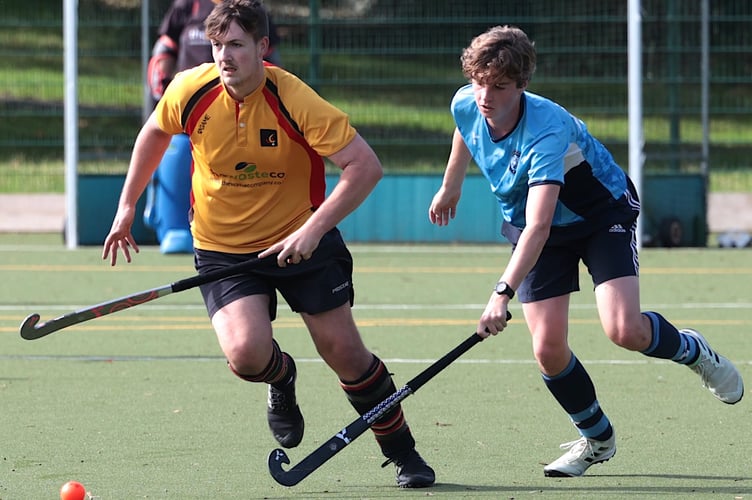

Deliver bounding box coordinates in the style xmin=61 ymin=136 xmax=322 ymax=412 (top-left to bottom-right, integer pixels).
xmin=0 ymin=354 xmax=679 ymax=365
xmin=3 ymin=302 xmax=752 ymax=312
xmin=2 ymin=354 xmax=751 ymax=365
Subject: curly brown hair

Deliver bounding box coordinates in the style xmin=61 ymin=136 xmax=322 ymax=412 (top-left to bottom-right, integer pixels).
xmin=460 ymin=25 xmax=537 ymax=88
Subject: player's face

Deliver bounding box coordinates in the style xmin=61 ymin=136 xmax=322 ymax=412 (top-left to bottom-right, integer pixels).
xmin=471 ymin=77 xmax=525 ymax=123
xmin=211 ymin=20 xmax=269 ymax=100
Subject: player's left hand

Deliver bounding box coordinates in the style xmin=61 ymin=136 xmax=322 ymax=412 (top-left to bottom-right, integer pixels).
xmin=477 ymin=295 xmax=511 ymax=338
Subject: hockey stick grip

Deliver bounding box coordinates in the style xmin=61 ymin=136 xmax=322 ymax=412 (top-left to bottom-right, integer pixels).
xmin=169 ymin=255 xmax=266 ymax=292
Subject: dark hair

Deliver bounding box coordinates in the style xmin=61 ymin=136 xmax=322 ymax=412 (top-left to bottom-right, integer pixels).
xmin=460 ymin=25 xmax=537 ymax=88
xmin=205 ymin=0 xmax=269 ymax=41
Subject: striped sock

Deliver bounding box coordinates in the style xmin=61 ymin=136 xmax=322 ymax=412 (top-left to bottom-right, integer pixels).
xmin=227 ymin=339 xmax=292 ymax=385
xmin=542 ymin=354 xmax=613 ymax=441
xmin=340 ymin=355 xmax=415 ymax=456
xmin=641 ymin=311 xmax=700 ymax=365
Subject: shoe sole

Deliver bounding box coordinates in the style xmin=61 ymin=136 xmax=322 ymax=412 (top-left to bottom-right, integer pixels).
xmin=543 ymin=449 xmax=616 ymax=478
xmin=398 ymin=481 xmax=435 ymax=488
xmin=720 ymin=387 xmax=744 ymax=405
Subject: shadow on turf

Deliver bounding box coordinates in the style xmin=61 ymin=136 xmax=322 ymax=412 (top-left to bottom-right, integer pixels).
xmin=264 ymin=476 xmax=752 ymax=498
xmin=428 ymin=475 xmax=752 ymax=496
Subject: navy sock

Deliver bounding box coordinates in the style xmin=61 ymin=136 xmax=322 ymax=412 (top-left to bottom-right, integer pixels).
xmin=641 ymin=311 xmax=700 ymax=365
xmin=542 ymin=354 xmax=613 ymax=441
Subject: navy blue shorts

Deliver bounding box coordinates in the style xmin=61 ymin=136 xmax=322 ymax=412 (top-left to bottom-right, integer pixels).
xmin=194 ymin=228 xmax=355 ymax=319
xmin=517 ymin=219 xmax=639 ymax=303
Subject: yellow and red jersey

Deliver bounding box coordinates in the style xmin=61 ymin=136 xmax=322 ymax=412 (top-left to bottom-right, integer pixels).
xmin=155 ymin=62 xmax=357 ymax=253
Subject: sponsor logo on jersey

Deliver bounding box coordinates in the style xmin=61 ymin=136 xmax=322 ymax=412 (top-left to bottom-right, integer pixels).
xmin=260 ymin=129 xmax=278 ymax=147
xmin=227 ymin=162 xmax=286 ymax=180
xmin=207 ymin=163 xmax=287 ymax=188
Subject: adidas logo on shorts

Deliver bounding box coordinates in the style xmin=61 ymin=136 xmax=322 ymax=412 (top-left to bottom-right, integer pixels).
xmin=608 ymin=224 xmax=626 ymax=233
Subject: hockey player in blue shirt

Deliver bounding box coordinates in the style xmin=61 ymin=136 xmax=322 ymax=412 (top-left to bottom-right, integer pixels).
xmin=429 ymin=25 xmax=743 ymax=478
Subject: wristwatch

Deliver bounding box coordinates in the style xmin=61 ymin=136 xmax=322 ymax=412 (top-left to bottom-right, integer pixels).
xmin=494 ymin=281 xmax=515 ymax=299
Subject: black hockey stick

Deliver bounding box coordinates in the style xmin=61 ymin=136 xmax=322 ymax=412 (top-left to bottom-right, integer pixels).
xmin=267 ymin=312 xmax=511 ymax=487
xmin=19 ymin=255 xmax=269 ymax=340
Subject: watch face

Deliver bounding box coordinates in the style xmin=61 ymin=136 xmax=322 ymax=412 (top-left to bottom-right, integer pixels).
xmin=495 ymin=281 xmax=513 ymax=297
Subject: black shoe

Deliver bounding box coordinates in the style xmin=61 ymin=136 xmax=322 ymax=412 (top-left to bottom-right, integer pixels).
xmin=382 ymin=449 xmax=435 ymax=488
xmin=266 ymin=358 xmax=304 ymax=448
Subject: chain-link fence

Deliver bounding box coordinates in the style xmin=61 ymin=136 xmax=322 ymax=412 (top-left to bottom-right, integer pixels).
xmin=2 ymin=0 xmax=750 ymax=192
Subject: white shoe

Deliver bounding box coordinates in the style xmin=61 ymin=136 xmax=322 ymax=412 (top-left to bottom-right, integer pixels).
xmin=543 ymin=434 xmax=616 ymax=477
xmin=682 ymin=328 xmax=744 ymax=404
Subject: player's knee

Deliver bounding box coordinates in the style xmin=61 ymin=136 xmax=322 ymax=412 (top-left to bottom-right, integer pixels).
xmin=605 ymin=319 xmax=651 ymax=351
xmin=222 ymin=338 xmax=269 ymax=375
xmin=533 ymin=341 xmax=570 ymax=374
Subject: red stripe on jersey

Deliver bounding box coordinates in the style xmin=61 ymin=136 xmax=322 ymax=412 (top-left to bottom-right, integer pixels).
xmin=184 ymin=83 xmax=223 ymax=135
xmin=181 ymin=80 xmax=221 ymax=214
xmin=261 ymin=82 xmax=326 ymax=209
xmin=188 ymin=141 xmax=195 ymax=210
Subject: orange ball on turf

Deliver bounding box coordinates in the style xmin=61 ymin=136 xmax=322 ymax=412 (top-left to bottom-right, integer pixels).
xmin=60 ymin=481 xmax=86 ymax=500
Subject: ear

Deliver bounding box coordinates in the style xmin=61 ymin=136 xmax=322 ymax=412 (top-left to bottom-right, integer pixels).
xmin=257 ymin=36 xmax=270 ymax=57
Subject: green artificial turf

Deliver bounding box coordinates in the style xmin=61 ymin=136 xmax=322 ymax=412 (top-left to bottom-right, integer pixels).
xmin=0 ymin=234 xmax=750 ymax=498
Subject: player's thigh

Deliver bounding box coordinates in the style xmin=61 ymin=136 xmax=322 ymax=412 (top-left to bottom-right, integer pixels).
xmin=212 ymin=294 xmax=275 ymax=366
xmin=302 ymin=304 xmax=372 ymax=379
xmin=594 ymin=276 xmax=649 ymax=349
xmin=584 ymin=221 xmax=646 ymax=346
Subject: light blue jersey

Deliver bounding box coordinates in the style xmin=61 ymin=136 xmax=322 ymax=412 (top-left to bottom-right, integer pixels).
xmin=451 ymin=86 xmax=639 ymax=243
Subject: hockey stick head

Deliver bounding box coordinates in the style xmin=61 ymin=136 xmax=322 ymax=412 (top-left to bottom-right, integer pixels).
xmin=19 ymin=313 xmax=44 ymax=340
xmin=268 ymin=448 xmax=297 ymax=486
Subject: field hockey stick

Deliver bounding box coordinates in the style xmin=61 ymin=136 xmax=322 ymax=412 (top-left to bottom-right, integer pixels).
xmin=19 ymin=255 xmax=269 ymax=340
xmin=267 ymin=312 xmax=511 ymax=487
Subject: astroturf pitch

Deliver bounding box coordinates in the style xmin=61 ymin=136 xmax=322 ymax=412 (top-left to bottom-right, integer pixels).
xmin=0 ymin=233 xmax=750 ymax=499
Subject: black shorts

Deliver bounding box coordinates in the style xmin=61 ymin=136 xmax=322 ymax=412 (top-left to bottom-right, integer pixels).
xmin=517 ymin=219 xmax=639 ymax=303
xmin=194 ymin=228 xmax=355 ymax=319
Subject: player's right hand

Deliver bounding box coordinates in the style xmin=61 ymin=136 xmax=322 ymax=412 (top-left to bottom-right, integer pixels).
xmin=428 ymin=188 xmax=460 ymax=226
xmin=102 ymin=210 xmax=139 ymax=266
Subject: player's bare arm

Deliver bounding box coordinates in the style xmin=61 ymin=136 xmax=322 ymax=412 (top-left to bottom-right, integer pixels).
xmin=503 ymin=182 xmax=559 ymax=283
xmin=102 ymin=113 xmax=172 ymax=266
xmin=429 ymin=128 xmax=471 ymax=226
xmin=477 ymin=183 xmax=559 ymax=336
xmin=259 ymin=133 xmax=383 ymax=267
